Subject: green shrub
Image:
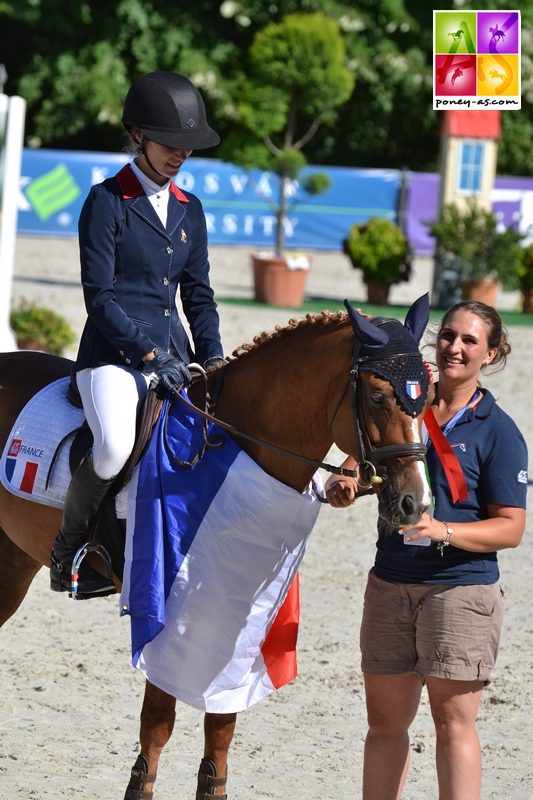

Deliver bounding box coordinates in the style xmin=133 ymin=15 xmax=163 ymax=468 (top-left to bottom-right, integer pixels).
xmin=344 ymin=217 xmax=411 ymax=284
xmin=10 ymin=301 xmax=76 ymax=355
xmin=429 ymin=199 xmax=525 ymax=291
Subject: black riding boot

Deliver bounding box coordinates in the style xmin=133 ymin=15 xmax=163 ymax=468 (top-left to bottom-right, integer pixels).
xmin=50 ymin=453 xmax=116 ymax=598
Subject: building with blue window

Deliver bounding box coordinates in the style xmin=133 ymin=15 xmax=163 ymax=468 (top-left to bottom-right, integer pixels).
xmin=438 ymin=110 xmax=501 ymax=211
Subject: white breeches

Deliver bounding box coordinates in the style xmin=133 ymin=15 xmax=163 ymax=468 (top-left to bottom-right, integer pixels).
xmin=76 ymin=365 xmax=152 ymax=480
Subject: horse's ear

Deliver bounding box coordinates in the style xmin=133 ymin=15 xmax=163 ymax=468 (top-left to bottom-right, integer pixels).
xmin=404 ymin=293 xmax=430 ymax=344
xmin=344 ymin=300 xmax=389 ymax=350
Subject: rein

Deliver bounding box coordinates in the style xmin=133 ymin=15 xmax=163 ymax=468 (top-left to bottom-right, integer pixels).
xmin=166 ymin=335 xmax=427 ymax=501
xmin=171 ymin=381 xmax=367 ymax=483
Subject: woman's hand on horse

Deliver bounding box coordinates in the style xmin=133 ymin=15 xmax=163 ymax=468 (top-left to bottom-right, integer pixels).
xmin=325 ymin=477 xmax=357 ymax=508
xmin=150 ymin=349 xmax=192 ymax=393
xmin=399 ymin=512 xmax=446 ymax=542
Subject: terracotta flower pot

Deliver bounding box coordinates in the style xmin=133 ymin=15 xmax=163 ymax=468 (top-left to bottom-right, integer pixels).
xmin=252 ymin=252 xmax=309 ymax=308
xmin=15 ymin=337 xmax=50 ymax=352
xmin=460 ymin=279 xmax=499 ymax=307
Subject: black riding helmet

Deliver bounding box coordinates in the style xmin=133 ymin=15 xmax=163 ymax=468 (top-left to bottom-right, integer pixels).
xmin=122 ymin=71 xmax=220 ymax=150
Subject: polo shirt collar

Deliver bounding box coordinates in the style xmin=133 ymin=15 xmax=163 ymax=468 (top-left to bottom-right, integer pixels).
xmin=433 ymin=385 xmax=495 ymax=427
xmin=472 ymin=387 xmax=495 ymax=420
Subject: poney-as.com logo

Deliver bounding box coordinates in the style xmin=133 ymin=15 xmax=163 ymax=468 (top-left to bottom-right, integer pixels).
xmin=433 ymin=10 xmax=520 ymax=110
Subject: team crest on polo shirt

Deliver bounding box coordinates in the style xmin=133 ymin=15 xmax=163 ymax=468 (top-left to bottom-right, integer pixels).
xmin=406 ymin=380 xmax=421 ymax=400
xmin=451 ymin=442 xmax=467 ymax=452
xmin=180 ymin=228 xmax=187 ymax=242
xmin=517 ymin=470 xmax=528 ymax=484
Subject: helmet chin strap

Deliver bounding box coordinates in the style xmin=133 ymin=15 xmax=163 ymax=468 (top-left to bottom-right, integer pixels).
xmin=138 ymin=134 xmax=167 ymax=181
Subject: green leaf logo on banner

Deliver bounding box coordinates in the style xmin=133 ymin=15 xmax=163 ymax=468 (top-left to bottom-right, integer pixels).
xmin=25 ymin=163 xmax=81 ymax=221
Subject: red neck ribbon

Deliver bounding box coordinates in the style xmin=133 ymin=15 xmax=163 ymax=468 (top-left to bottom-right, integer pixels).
xmin=424 ymin=406 xmax=469 ymax=504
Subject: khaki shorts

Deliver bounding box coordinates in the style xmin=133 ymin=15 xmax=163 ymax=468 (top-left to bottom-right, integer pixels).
xmin=360 ymin=570 xmax=504 ymax=683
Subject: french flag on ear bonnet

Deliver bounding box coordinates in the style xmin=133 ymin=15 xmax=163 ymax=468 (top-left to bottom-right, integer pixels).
xmin=406 ymin=380 xmax=422 ymax=400
xmin=120 ymin=396 xmax=322 ymax=713
xmin=344 ymin=294 xmax=431 ymax=417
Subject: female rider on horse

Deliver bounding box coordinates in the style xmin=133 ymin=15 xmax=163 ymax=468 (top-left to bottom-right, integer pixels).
xmin=50 ymin=71 xmax=225 ymax=598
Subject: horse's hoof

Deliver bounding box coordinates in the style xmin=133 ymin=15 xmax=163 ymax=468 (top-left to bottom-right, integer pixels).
xmin=196 ymin=757 xmax=227 ymax=799
xmin=124 ymin=754 xmax=157 ymax=800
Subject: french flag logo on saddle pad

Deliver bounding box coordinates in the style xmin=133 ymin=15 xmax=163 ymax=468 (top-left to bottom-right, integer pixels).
xmin=5 ymin=438 xmax=40 ymax=494
xmin=406 ymin=380 xmax=422 ymax=400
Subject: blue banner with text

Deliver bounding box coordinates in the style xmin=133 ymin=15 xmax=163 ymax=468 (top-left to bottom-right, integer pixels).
xmin=17 ymin=149 xmax=533 ymax=255
xmin=18 ymin=149 xmax=400 ymax=251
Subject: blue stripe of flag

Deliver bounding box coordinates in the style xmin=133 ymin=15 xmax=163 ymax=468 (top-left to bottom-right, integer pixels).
xmin=128 ymin=396 xmax=241 ymax=660
xmin=6 ymin=458 xmax=16 ymax=482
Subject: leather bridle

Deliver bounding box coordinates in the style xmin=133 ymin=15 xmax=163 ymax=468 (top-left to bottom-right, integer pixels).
xmin=168 ymin=339 xmax=427 ymax=499
xmin=333 ymin=339 xmax=427 ymax=494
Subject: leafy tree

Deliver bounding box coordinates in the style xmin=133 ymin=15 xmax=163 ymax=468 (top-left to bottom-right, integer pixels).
xmin=3 ymin=0 xmax=239 ymax=150
xmin=218 ymin=11 xmax=354 ymax=254
xmin=1 ymin=0 xmax=532 ymax=178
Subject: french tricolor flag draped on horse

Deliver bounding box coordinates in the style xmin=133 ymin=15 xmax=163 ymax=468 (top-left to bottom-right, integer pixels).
xmin=120 ymin=396 xmax=322 ymax=713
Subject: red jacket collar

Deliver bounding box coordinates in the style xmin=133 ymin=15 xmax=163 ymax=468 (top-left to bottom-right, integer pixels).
xmin=115 ymin=164 xmax=189 ymax=203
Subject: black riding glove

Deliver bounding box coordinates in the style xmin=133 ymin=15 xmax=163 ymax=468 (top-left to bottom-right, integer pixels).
xmin=151 ymin=349 xmax=192 ymax=394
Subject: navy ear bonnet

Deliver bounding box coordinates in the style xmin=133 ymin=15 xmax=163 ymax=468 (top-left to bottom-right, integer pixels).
xmin=344 ymin=293 xmax=430 ymax=417
xmin=359 ymin=319 xmax=429 ymax=416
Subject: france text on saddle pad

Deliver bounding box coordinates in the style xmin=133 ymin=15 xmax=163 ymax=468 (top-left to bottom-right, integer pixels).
xmin=0 ymin=378 xmax=84 ymax=509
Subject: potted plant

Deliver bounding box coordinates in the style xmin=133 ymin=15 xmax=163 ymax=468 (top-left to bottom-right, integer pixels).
xmin=518 ymin=242 xmax=533 ymax=313
xmin=10 ymin=300 xmax=76 ymax=355
xmin=429 ymin=198 xmax=525 ymax=306
xmin=219 ymin=11 xmax=354 ymax=308
xmin=343 ymin=217 xmax=411 ymax=305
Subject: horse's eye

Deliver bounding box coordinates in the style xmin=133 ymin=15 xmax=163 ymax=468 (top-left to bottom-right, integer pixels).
xmin=370 ymin=391 xmax=386 ymax=406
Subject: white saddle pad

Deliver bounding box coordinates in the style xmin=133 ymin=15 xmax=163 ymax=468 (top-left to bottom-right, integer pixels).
xmin=0 ymin=378 xmax=85 ymax=509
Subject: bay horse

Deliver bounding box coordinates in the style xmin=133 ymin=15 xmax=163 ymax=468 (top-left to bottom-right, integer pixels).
xmin=0 ymin=297 xmax=433 ymax=798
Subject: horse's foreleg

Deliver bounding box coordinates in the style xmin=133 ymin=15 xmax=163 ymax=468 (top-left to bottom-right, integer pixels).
xmin=124 ymin=684 xmax=237 ymax=798
xmin=124 ymin=680 xmax=176 ymax=799
xmin=0 ymin=527 xmax=42 ymax=627
xmin=199 ymin=711 xmax=237 ymax=796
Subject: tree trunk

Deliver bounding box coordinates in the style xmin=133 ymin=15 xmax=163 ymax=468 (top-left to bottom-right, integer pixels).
xmin=365 ymin=281 xmax=390 ymax=306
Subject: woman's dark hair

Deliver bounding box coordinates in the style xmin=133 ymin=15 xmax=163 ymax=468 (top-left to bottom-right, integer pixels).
xmin=426 ymin=300 xmax=511 ymax=374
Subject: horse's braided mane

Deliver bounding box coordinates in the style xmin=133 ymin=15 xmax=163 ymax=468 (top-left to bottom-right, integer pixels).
xmin=230 ymin=309 xmax=348 ymax=360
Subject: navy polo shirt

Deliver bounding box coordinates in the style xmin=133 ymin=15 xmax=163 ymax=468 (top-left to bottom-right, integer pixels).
xmin=373 ymin=389 xmax=528 ymax=585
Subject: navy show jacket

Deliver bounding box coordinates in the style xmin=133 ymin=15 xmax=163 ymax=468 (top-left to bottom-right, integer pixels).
xmin=74 ymin=164 xmax=223 ymax=373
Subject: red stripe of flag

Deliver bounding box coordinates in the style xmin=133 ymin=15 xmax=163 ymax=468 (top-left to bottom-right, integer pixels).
xmin=261 ymin=573 xmax=300 ymax=689
xmin=20 ymin=462 xmax=38 ymax=493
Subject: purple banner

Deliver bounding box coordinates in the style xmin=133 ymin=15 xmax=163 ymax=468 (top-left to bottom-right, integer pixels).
xmin=406 ymin=172 xmax=533 ymax=255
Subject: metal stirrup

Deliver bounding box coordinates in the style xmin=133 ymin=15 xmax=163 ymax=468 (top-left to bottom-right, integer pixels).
xmin=70 ymin=543 xmax=113 ymax=599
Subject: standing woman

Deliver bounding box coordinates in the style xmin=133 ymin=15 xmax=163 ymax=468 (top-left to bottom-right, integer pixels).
xmin=50 ymin=71 xmax=225 ymax=598
xmin=326 ymin=301 xmax=528 ymax=799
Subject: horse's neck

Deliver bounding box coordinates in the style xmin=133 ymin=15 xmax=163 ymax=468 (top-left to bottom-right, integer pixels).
xmin=215 ymin=323 xmax=352 ymax=491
